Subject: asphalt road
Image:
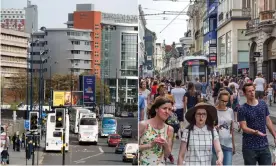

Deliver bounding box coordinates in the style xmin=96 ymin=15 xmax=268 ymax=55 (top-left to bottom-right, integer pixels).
xmin=41 ymin=117 xmax=138 ymax=165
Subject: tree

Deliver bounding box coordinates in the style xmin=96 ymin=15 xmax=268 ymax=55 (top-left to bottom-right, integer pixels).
xmin=95 ymin=78 xmax=111 ymax=105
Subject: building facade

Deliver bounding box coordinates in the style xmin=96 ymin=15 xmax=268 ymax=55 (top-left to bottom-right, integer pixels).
xmin=144 ymin=28 xmax=157 ymax=77
xmin=1 ymin=1 xmax=38 ymax=33
xmin=154 ymin=43 xmax=165 ymax=74
xmin=246 ymin=0 xmax=276 ymax=82
xmin=203 ymin=0 xmax=218 ymax=73
xmin=138 ymin=5 xmax=147 ymax=77
xmin=216 ymin=0 xmax=251 ymax=76
xmin=101 ymin=13 xmax=138 ymax=103
xmin=30 ymin=28 xmax=92 ymax=77
xmin=66 ymin=4 xmax=101 ymax=78
xmin=1 ymin=28 xmax=29 ymax=103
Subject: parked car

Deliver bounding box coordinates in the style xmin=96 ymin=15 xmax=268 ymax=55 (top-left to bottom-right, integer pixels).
xmin=122 ymin=143 xmax=138 ymax=162
xmin=121 ymin=125 xmax=132 ymax=138
xmin=115 ymin=142 xmax=125 ymax=154
xmin=132 ymin=150 xmax=138 ymax=165
xmin=120 ymin=111 xmax=128 ymax=117
xmin=107 ymin=134 xmax=122 ymax=147
xmin=128 ymin=112 xmax=134 ymax=117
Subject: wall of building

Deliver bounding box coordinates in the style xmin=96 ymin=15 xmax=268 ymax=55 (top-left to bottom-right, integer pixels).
xmin=24 ymin=1 xmax=38 ymax=34
xmin=73 ymin=11 xmax=102 ymax=77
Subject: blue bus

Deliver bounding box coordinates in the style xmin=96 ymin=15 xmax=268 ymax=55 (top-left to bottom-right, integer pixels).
xmin=100 ymin=115 xmax=117 ymax=137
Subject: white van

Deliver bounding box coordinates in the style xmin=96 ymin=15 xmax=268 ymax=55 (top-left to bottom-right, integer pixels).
xmin=122 ymin=143 xmax=139 ymax=162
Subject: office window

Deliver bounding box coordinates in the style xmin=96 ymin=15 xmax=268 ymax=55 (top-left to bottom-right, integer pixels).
xmin=218 ymin=34 xmax=226 ymax=65
xmin=226 ymin=31 xmax=232 ymax=63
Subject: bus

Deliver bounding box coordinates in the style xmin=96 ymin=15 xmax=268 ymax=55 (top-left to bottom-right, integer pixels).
xmin=69 ymin=107 xmax=91 ymax=134
xmin=100 ymin=114 xmax=117 ymax=137
xmin=45 ymin=113 xmax=69 ymax=152
xmin=78 ymin=113 xmax=98 ymax=145
xmin=182 ymin=56 xmax=209 ymax=82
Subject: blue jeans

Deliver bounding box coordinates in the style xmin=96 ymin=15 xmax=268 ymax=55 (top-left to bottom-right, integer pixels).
xmin=212 ymin=145 xmax=232 ymax=165
xmin=242 ymin=147 xmax=271 ymax=165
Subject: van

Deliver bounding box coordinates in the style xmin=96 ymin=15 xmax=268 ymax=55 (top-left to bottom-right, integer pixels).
xmin=122 ymin=143 xmax=138 ymax=162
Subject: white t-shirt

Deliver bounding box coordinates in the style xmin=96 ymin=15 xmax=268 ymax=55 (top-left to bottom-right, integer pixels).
xmin=171 ymin=87 xmax=186 ymax=109
xmin=217 ymin=107 xmax=234 ymax=148
xmin=228 ymin=82 xmax=239 ymax=91
xmin=254 ymin=77 xmax=265 ymax=91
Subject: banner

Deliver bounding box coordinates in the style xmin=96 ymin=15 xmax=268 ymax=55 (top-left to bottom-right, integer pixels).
xmin=83 ymin=76 xmax=96 ymax=103
xmin=53 ymin=91 xmax=83 ymax=106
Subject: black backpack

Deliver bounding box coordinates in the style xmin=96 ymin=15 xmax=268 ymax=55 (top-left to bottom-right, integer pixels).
xmin=186 ymin=126 xmax=214 ymax=150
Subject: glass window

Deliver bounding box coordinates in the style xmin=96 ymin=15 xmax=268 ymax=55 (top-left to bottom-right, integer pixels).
xmin=203 ymin=19 xmax=209 ymax=34
xmin=226 ymin=31 xmax=232 ymax=63
xmin=218 ymin=34 xmax=226 ymax=65
xmin=53 ymin=131 xmax=62 ymax=137
xmin=80 ymin=118 xmax=97 ymax=125
xmin=50 ymin=116 xmax=55 ymax=122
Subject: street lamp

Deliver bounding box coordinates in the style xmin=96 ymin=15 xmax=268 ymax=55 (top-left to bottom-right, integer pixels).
xmin=70 ymin=62 xmax=78 ymax=107
xmin=48 ymin=59 xmax=58 ymax=112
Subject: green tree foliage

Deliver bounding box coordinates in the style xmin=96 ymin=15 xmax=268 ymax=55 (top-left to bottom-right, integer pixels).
xmin=95 ymin=78 xmax=110 ymax=105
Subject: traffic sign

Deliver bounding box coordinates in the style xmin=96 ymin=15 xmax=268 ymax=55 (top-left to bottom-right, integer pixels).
xmin=24 ymin=120 xmax=30 ymax=130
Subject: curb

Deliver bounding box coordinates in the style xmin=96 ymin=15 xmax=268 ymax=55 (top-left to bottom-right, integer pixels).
xmin=38 ymin=152 xmax=45 ymax=165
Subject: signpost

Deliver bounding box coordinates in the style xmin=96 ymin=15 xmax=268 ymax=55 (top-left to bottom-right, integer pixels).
xmin=24 ymin=120 xmax=30 ymax=130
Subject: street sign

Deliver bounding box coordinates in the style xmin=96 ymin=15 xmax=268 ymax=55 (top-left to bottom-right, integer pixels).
xmin=24 ymin=120 xmax=30 ymax=130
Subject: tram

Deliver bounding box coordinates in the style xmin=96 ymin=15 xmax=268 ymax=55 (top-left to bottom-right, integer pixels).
xmin=182 ymin=56 xmax=209 ymax=82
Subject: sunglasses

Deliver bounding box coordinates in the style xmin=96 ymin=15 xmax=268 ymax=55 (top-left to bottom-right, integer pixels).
xmin=220 ymin=99 xmax=228 ymax=103
xmin=195 ymin=113 xmax=207 ymax=117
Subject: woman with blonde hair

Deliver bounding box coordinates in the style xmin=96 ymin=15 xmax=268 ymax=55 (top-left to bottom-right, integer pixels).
xmin=211 ymin=90 xmax=235 ymax=165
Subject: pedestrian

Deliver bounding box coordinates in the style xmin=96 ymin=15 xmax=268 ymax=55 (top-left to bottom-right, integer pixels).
xmin=171 ymin=80 xmax=186 ymax=134
xmin=139 ymin=97 xmax=174 ymax=165
xmin=266 ymin=83 xmax=273 ymax=106
xmin=194 ymin=77 xmax=202 ymax=95
xmin=12 ymin=133 xmax=16 ymax=151
xmin=139 ymin=80 xmax=151 ymax=120
xmin=154 ymin=83 xmax=167 ymax=100
xmin=238 ymin=82 xmax=276 ymax=165
xmin=16 ymin=135 xmax=20 ymax=152
xmin=211 ymin=90 xmax=235 ymax=165
xmin=253 ymin=72 xmax=266 ymax=100
xmin=201 ymin=77 xmax=209 ymax=102
xmin=229 ymin=84 xmax=239 ymax=122
xmin=177 ymin=102 xmax=223 ymax=166
xmin=184 ymin=82 xmax=201 ymax=112
xmin=1 ymin=147 xmax=9 ymax=165
xmin=150 ymin=80 xmax=158 ymax=102
xmin=21 ymin=133 xmax=25 ymax=148
xmin=139 ymin=94 xmax=145 ymax=121
xmin=213 ymin=78 xmax=224 ymax=104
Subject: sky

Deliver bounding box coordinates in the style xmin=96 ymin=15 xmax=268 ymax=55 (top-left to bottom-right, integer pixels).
xmin=2 ymin=0 xmax=189 ymax=45
xmin=1 ymin=0 xmax=138 ymax=28
xmin=139 ymin=0 xmax=189 ymax=44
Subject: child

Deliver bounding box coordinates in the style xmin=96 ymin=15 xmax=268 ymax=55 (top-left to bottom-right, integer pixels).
xmin=267 ymin=83 xmax=273 ymax=106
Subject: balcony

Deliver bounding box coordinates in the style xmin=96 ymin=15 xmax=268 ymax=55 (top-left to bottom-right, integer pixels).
xmin=1 ymin=50 xmax=28 ymax=58
xmin=259 ymin=10 xmax=276 ymax=34
xmin=179 ymin=35 xmax=192 ymax=45
xmin=246 ymin=18 xmax=260 ymax=35
xmin=1 ymin=60 xmax=27 ymax=68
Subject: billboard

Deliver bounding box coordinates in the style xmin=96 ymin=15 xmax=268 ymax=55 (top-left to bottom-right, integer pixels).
xmin=53 ymin=91 xmax=83 ymax=106
xmin=83 ymin=76 xmax=96 ymax=103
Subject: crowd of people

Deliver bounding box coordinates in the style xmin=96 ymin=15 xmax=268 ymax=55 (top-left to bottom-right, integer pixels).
xmin=138 ymin=73 xmax=276 ymax=165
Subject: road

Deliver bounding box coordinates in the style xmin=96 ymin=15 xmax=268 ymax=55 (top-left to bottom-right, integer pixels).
xmin=41 ymin=117 xmax=138 ymax=165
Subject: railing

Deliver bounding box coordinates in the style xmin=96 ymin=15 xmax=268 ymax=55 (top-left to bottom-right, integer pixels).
xmin=260 ymin=10 xmax=275 ymax=22
xmin=246 ymin=18 xmax=260 ymax=30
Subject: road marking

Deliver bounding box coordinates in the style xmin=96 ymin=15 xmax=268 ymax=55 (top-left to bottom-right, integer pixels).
xmin=75 ymin=160 xmax=86 ymax=164
xmin=73 ymin=152 xmax=103 ymax=163
xmin=99 ymin=146 xmax=104 ymax=153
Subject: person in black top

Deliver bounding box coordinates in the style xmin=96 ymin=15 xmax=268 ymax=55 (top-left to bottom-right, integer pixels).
xmin=222 ymin=80 xmax=233 ymax=107
xmin=1 ymin=147 xmax=9 ymax=165
xmin=213 ymin=78 xmax=224 ymax=104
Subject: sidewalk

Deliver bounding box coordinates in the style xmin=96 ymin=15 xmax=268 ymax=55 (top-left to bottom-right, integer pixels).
xmin=7 ymin=136 xmax=46 ymax=165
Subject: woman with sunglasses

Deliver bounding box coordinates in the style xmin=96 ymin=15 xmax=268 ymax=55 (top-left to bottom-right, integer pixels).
xmin=211 ymin=90 xmax=235 ymax=165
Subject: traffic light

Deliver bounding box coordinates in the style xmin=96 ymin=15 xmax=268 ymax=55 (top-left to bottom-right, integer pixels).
xmin=55 ymin=108 xmax=65 ymax=129
xmin=29 ymin=112 xmax=38 ymax=131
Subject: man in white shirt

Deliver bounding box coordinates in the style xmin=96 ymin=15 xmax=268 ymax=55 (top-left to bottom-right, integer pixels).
xmin=253 ymin=73 xmax=266 ymax=99
xmin=171 ymin=80 xmax=186 ymax=125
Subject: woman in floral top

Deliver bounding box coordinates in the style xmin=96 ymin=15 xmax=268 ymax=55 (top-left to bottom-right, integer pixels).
xmin=139 ymin=97 xmax=174 ymax=165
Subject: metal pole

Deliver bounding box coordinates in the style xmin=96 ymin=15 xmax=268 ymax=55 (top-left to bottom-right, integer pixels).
xmin=49 ymin=64 xmax=51 ymax=111
xmin=36 ymin=135 xmax=39 ymax=165
xmin=26 ymin=52 xmax=29 ymax=118
xmin=62 ymin=128 xmax=65 ymax=165
xmin=39 ymin=54 xmax=42 ymax=124
xmin=25 ymin=130 xmax=27 ymax=165
xmin=30 ymin=35 xmax=34 ymax=113
xmin=70 ymin=67 xmax=73 ymax=107
xmin=32 ymin=133 xmax=35 ymax=165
